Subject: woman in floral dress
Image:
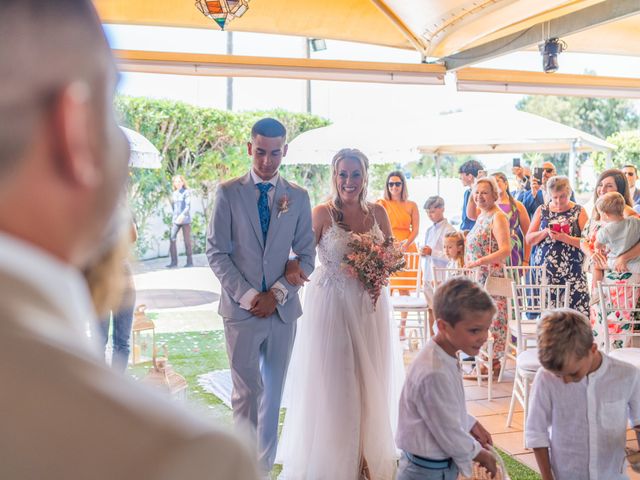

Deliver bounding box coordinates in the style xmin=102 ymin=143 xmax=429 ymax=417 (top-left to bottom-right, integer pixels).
xmin=581 ymin=169 xmax=640 ymax=348
xmin=465 ymin=177 xmax=511 ymax=365
xmin=527 ymin=176 xmax=589 ymax=315
xmin=467 ymin=173 xmax=530 ymax=267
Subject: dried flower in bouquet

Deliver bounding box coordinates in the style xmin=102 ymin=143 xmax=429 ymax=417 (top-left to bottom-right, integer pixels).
xmin=342 ymin=232 xmax=406 ymax=309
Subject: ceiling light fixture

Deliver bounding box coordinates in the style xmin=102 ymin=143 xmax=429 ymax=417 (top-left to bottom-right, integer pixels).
xmin=195 ymin=0 xmax=249 ymax=30
xmin=539 ymin=37 xmax=567 ymax=73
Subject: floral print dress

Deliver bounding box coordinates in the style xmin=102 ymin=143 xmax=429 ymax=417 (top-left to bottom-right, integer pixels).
xmin=531 ymin=204 xmax=589 ymax=316
xmin=583 ymin=219 xmax=640 ymax=349
xmin=465 ymin=211 xmax=508 ymax=356
xmin=498 ymin=201 xmax=524 ymax=266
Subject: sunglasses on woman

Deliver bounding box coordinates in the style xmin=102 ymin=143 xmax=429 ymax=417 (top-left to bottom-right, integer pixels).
xmin=388 ymin=182 xmax=403 ymax=187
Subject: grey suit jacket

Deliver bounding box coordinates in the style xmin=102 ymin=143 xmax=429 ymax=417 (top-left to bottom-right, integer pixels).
xmin=206 ymin=172 xmax=315 ymax=322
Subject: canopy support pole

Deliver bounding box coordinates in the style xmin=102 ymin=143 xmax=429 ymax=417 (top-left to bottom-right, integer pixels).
xmin=569 ymin=139 xmax=579 ymax=190
xmin=435 ymin=154 xmax=441 ymax=195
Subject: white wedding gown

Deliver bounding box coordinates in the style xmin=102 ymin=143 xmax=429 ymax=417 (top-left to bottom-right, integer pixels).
xmin=277 ymin=220 xmax=405 ymax=480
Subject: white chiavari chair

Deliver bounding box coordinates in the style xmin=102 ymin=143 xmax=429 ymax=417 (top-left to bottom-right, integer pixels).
xmin=506 ymin=283 xmax=570 ymax=429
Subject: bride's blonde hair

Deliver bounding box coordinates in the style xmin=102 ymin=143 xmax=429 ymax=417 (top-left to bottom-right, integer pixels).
xmin=328 ymin=148 xmax=370 ymax=223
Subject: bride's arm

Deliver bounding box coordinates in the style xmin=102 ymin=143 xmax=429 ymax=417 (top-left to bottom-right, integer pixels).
xmin=285 ymin=204 xmax=328 ymax=285
xmin=372 ymin=203 xmax=393 ymax=239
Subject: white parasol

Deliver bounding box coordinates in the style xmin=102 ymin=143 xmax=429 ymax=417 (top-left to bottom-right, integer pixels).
xmin=120 ymin=126 xmax=162 ymax=169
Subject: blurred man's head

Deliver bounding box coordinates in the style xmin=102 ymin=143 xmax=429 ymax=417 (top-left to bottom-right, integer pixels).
xmin=541 ymin=161 xmax=557 ymax=186
xmin=622 ymin=165 xmax=638 ymax=190
xmin=0 ymin=0 xmax=129 ymax=267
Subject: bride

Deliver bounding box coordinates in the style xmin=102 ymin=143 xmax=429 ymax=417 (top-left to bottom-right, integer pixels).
xmin=278 ymin=148 xmax=405 ymax=479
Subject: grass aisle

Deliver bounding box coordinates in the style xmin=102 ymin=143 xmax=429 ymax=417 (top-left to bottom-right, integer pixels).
xmin=129 ymin=330 xmax=540 ymax=479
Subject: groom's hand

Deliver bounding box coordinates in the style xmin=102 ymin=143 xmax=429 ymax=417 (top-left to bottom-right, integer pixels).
xmin=250 ymin=292 xmax=278 ymax=318
xmin=285 ymin=259 xmax=309 ymax=286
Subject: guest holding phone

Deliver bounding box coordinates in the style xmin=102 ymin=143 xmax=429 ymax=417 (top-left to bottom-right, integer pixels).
xmin=527 ymin=176 xmax=589 ymax=315
xmin=517 ymin=161 xmax=558 ymax=219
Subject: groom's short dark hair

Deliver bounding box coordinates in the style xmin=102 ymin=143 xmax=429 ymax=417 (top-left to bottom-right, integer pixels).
xmin=251 ymin=118 xmax=287 ymax=140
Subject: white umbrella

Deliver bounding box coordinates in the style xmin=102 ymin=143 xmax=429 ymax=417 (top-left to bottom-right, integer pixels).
xmin=285 ymin=122 xmax=425 ymax=166
xmin=120 ymin=126 xmax=162 ymax=169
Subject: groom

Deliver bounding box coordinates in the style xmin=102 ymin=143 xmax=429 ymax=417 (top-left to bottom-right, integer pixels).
xmin=207 ymin=118 xmax=315 ymax=473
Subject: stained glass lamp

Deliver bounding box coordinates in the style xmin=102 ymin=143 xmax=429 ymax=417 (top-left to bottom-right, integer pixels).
xmin=195 ymin=0 xmax=250 ymax=30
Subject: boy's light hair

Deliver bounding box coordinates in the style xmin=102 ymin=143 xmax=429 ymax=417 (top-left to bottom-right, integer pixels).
xmin=433 ymin=277 xmax=495 ymax=327
xmin=424 ymin=195 xmax=444 ymax=210
xmin=595 ymin=191 xmax=625 ymax=217
xmin=538 ymin=308 xmax=593 ymax=372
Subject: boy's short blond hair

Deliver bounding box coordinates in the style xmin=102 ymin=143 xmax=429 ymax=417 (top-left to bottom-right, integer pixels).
xmin=433 ymin=277 xmax=495 ymax=327
xmin=595 ymin=191 xmax=626 ymax=217
xmin=537 ymin=308 xmax=594 ymax=372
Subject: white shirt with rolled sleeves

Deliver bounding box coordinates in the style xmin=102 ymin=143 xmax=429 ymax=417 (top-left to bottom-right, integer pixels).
xmin=422 ymin=218 xmax=455 ymax=283
xmin=395 ymin=339 xmax=481 ymax=477
xmin=526 ymin=353 xmax=640 ymax=480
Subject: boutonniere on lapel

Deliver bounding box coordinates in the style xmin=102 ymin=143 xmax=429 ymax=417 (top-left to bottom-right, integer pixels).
xmin=277 ymin=195 xmax=290 ymax=218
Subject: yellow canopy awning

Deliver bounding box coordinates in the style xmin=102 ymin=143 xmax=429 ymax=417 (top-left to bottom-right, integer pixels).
xmin=95 ymin=0 xmax=640 ymax=62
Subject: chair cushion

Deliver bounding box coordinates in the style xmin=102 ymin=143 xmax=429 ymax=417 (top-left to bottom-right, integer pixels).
xmin=609 ymin=348 xmax=640 ymax=369
xmin=516 ymin=348 xmax=540 ymax=372
xmin=391 ymin=296 xmax=428 ymax=309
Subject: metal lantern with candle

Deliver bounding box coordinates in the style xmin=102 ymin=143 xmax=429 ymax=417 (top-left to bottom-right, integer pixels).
xmin=131 ymin=305 xmax=155 ymax=365
xmin=142 ymin=345 xmax=188 ymax=401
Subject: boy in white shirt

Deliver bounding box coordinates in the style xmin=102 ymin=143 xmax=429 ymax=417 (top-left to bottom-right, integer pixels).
xmin=396 ymin=277 xmax=498 ymax=479
xmin=594 ymin=191 xmax=640 ymax=274
xmin=421 ymin=195 xmax=455 ymax=337
xmin=526 ymin=308 xmax=640 ymax=480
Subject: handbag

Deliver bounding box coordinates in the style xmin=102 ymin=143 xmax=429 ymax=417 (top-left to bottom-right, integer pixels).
xmin=482 ymin=214 xmax=513 ymax=298
xmin=484 ymin=272 xmax=513 ymax=298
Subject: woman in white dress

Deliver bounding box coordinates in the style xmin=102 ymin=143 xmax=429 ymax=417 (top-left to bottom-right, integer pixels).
xmin=278 ymin=148 xmax=405 ymax=480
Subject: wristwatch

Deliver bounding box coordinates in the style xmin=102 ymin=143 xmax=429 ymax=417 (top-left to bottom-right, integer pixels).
xmin=271 ymin=287 xmax=285 ymax=304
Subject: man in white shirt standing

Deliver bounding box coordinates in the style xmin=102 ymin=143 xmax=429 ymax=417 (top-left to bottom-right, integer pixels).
xmin=0 ymin=2 xmax=257 ymax=479
xmin=526 ymin=308 xmax=640 ymax=480
xmin=420 ymin=196 xmax=455 ymax=337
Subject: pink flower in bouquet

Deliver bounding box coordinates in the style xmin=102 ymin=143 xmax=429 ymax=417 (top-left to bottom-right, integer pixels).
xmin=342 ymin=232 xmax=406 ymax=308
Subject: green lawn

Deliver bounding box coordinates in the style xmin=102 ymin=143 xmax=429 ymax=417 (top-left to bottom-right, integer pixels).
xmin=128 ymin=330 xmax=540 ymax=480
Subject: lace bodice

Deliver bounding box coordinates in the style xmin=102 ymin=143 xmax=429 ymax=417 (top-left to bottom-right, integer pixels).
xmin=315 ymin=220 xmax=384 ymax=288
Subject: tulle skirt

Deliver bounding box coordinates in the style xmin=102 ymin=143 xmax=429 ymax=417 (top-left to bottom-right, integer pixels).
xmin=277 ymin=268 xmax=405 ymax=479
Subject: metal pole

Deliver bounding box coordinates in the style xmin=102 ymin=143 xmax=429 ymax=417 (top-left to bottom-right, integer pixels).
xmin=435 ymin=154 xmax=441 ymax=195
xmin=569 ymin=139 xmax=578 ymax=190
xmin=226 ymin=32 xmax=234 ymax=111
xmin=305 ymin=38 xmax=312 ymax=113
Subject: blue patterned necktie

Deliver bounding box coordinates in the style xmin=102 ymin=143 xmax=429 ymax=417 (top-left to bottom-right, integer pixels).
xmin=257 ymin=182 xmax=272 ymax=292
xmin=257 ymin=182 xmax=272 ymax=242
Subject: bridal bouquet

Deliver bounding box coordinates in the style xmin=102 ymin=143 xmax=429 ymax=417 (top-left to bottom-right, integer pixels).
xmin=343 ymin=232 xmax=406 ymax=308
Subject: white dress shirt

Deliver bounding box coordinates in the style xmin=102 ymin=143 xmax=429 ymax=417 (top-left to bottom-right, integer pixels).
xmin=422 ymin=218 xmax=455 ymax=283
xmin=0 ymin=233 xmax=258 ymax=480
xmin=396 ymin=339 xmax=481 ymax=477
xmin=238 ymin=169 xmax=288 ymax=309
xmin=526 ymin=353 xmax=640 ymax=480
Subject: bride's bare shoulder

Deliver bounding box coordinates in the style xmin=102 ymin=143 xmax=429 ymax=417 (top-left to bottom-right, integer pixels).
xmin=369 ymin=202 xmax=389 ymax=219
xmin=313 ymin=203 xmax=334 ymax=226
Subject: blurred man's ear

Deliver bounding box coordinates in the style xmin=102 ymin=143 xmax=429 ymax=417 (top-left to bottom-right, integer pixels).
xmin=51 ymin=82 xmax=97 ymax=188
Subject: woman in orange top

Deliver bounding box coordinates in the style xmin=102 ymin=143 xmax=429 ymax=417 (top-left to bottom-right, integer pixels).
xmin=378 ymin=171 xmax=419 ymax=341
